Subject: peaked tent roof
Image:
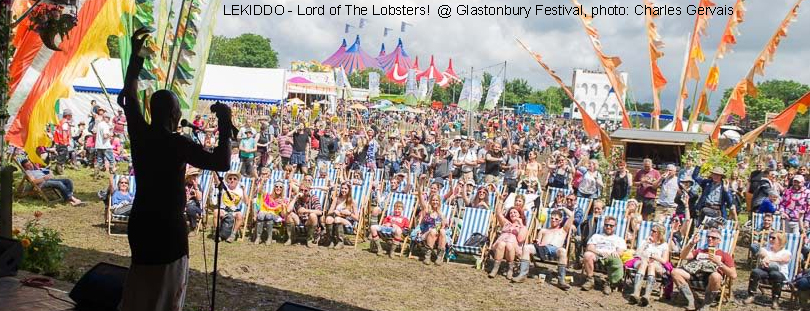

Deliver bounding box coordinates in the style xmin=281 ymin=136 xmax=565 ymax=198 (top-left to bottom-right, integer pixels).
xmin=376 ymin=38 xmax=412 ymax=72
xmin=416 ymin=56 xmax=448 ymax=86
xmin=442 ymin=58 xmax=460 ymax=84
xmin=411 ymin=56 xmax=421 ymax=75
xmin=385 ymin=53 xmax=409 ymax=84
xmin=378 ymin=43 xmax=386 ymax=57
xmin=322 ymin=39 xmax=347 ymax=67
xmin=332 ymin=35 xmax=380 ymax=74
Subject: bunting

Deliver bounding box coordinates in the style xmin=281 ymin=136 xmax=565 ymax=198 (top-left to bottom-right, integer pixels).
xmin=516 ymin=38 xmax=612 ymax=156
xmin=570 ymin=0 xmax=631 ymax=128
xmin=643 ymin=0 xmax=667 ymax=118
xmin=6 ymin=0 xmax=134 ymax=164
xmin=673 ymin=0 xmax=715 ymax=131
xmin=768 ymin=91 xmax=810 ymax=135
xmin=690 ymin=0 xmax=745 ymax=124
xmin=710 ymin=0 xmax=803 ymax=139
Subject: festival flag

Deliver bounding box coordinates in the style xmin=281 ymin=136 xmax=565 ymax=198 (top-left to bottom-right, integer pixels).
xmin=359 ymin=18 xmax=369 ymax=28
xmin=404 ymin=69 xmax=418 ymax=105
xmin=769 ymin=91 xmax=810 ymax=135
xmin=383 ymin=27 xmax=393 ymax=37
xmin=570 ymin=0 xmax=631 ymax=128
xmin=724 ymin=121 xmax=771 ymax=157
xmin=368 ymin=72 xmax=380 ymax=97
xmin=710 ymin=0 xmax=803 ymax=139
xmin=672 ymin=0 xmax=716 ymax=131
xmin=484 ymin=74 xmax=504 ymax=110
xmin=457 ymin=77 xmax=482 ymax=112
xmin=516 ymin=38 xmax=612 ymax=156
xmin=345 ymin=23 xmax=354 ymax=34
xmin=5 ymin=0 xmax=135 ymax=164
xmin=645 ymin=0 xmax=669 ymax=119
xmin=401 ymin=21 xmax=412 ymax=32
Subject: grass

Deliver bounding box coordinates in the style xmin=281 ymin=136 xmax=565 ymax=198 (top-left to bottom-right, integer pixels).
xmin=8 ymin=167 xmax=791 ymax=311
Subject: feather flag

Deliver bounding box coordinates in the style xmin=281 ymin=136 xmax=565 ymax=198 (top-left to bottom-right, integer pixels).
xmin=6 ymin=0 xmax=134 ymax=164
xmin=345 ymin=23 xmax=354 ymax=34
xmin=717 ymin=0 xmax=746 ymax=59
xmin=570 ymin=0 xmax=631 ymax=128
xmin=516 ymin=38 xmax=611 ymax=156
xmin=484 ymin=74 xmax=504 ymax=110
xmin=401 ymin=21 xmax=412 ymax=32
xmin=710 ymin=0 xmax=803 ymax=139
xmin=359 ymin=18 xmax=369 ymax=28
xmin=769 ymin=91 xmax=810 ymax=135
xmin=643 ymin=0 xmax=667 ymax=117
xmin=724 ymin=121 xmax=771 ymax=157
xmin=457 ymin=77 xmax=482 ymax=112
xmin=673 ymin=0 xmax=716 ymax=131
xmin=384 ymin=27 xmax=393 ymax=37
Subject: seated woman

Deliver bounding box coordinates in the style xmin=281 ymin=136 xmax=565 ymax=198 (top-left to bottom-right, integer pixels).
xmin=253 ymin=180 xmax=287 ymax=244
xmin=184 ymin=171 xmax=203 ymax=235
xmin=625 ymin=199 xmax=643 ymax=244
xmin=488 ymin=195 xmax=528 ymax=280
xmin=111 ymin=175 xmax=135 ymax=216
xmin=415 ymin=184 xmax=448 ymax=265
xmin=471 ymin=186 xmax=491 ymax=210
xmin=627 ymin=223 xmax=669 ymax=306
xmin=369 ymin=201 xmax=411 ymax=258
xmin=211 ymin=172 xmax=246 ymax=243
xmin=325 ymin=182 xmax=358 ymax=249
xmin=744 ymin=232 xmax=791 ymax=309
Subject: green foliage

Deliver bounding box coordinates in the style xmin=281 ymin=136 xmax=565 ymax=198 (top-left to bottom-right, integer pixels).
xmin=631 ymin=102 xmax=673 ymax=115
xmin=106 ymin=35 xmax=120 ymax=58
xmin=681 ymin=143 xmax=738 ymax=178
xmin=208 ymin=34 xmax=279 ymax=68
xmin=13 ymin=212 xmax=65 ymax=276
xmin=716 ymin=80 xmax=810 ymax=135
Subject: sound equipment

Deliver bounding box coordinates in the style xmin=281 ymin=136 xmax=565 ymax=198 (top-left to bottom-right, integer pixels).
xmin=0 ymin=237 xmax=22 ymax=277
xmin=277 ymin=302 xmax=326 ymax=311
xmin=69 ymin=262 xmax=128 ymax=311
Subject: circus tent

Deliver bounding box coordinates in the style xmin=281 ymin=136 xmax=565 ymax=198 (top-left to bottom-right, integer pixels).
xmin=443 ymin=58 xmax=461 ymax=83
xmin=411 ymin=56 xmax=421 ymax=74
xmin=377 ymin=43 xmax=386 ymax=58
xmin=327 ymin=35 xmax=380 ymax=74
xmin=376 ymin=38 xmax=412 ymax=72
xmin=322 ymin=39 xmax=347 ymax=67
xmin=416 ymin=56 xmax=448 ymax=86
xmin=385 ymin=54 xmax=409 ymax=84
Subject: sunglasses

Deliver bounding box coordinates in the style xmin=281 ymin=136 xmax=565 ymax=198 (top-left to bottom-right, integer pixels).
xmin=119 ymin=182 xmax=129 ymax=185
xmin=227 ymin=177 xmax=238 ymax=181
xmin=708 ymin=236 xmax=721 ymax=240
xmin=604 ymin=224 xmax=615 ymax=228
xmin=651 ymin=230 xmax=659 ymax=233
xmin=551 ymin=218 xmax=561 ymax=221
xmin=769 ymin=236 xmax=777 ymax=240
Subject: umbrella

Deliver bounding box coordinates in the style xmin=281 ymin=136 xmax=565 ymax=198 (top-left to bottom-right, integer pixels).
xmin=287 ymin=98 xmax=305 ymax=106
xmin=350 ymin=103 xmax=368 ymax=110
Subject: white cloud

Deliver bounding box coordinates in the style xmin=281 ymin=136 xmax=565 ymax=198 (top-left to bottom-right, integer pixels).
xmin=215 ymin=0 xmax=810 ymax=114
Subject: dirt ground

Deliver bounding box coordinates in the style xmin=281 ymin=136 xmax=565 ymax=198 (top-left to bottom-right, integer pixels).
xmin=10 ymin=168 xmax=796 ymax=311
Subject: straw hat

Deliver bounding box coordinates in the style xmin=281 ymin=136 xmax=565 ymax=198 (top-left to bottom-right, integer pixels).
xmin=225 ymin=171 xmax=241 ymax=180
xmin=185 ymin=167 xmax=202 ymax=178
xmin=710 ymin=167 xmax=726 ymax=176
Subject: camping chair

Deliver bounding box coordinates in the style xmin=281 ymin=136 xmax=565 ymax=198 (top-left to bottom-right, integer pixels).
xmin=346 ymin=183 xmax=371 ymax=247
xmin=194 ymin=171 xmax=213 ymax=232
xmin=270 ymin=169 xmax=285 ymax=180
xmin=237 ymin=176 xmax=255 ymax=240
xmin=230 ymin=157 xmax=241 ymax=173
xmin=666 ymin=218 xmax=693 ymax=265
xmin=754 ymin=233 xmax=803 ymax=304
xmin=529 ymin=207 xmax=575 ymax=268
xmin=611 ymin=199 xmax=628 ymax=211
xmin=376 ymin=193 xmax=418 ymax=256
xmin=107 ymin=175 xmax=136 ymax=236
xmin=448 ymin=207 xmax=494 ymax=269
xmin=688 ymin=228 xmax=739 ymax=311
xmin=748 ymin=213 xmax=784 ymax=263
xmin=14 ymin=157 xmax=62 ymax=203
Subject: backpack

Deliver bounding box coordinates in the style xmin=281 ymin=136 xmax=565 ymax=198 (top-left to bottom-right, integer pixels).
xmin=219 ymin=211 xmax=235 ymax=241
xmin=463 ymin=232 xmax=489 ymax=248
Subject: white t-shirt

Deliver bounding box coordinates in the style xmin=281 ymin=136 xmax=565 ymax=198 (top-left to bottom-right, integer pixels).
xmin=95 ymin=121 xmax=112 ymax=149
xmin=764 ymin=248 xmax=792 ymax=276
xmin=588 ymin=233 xmax=627 ymax=254
xmin=638 ymin=241 xmax=669 ymax=259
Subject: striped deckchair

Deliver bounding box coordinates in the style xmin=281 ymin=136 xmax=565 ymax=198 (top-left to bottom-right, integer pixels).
xmin=449 ymin=207 xmax=494 ymax=268
xmin=236 ymin=176 xmax=255 ymax=239
xmin=610 ymin=199 xmax=628 ymax=211
xmin=693 ymin=228 xmax=739 ymax=311
xmin=634 ymin=221 xmax=656 ymax=250
xmin=348 ymin=183 xmax=372 ymax=247
xmin=595 ymin=214 xmax=629 ymax=238
xmin=752 ymin=213 xmax=783 ymax=231
xmin=545 ymin=187 xmax=572 ymax=206
xmin=270 ymin=170 xmax=285 ymax=181
xmin=756 ymin=233 xmax=803 ymax=303
xmin=199 ymin=171 xmax=213 ymax=208
xmin=230 ymin=157 xmax=241 ymax=172
xmin=107 ymin=175 xmax=136 ymax=236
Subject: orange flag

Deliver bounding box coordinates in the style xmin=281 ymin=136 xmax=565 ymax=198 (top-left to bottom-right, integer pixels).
xmin=705 ymin=65 xmax=720 ymax=91
xmin=724 ymin=121 xmax=771 ymax=157
xmin=727 ymin=81 xmax=748 ymax=117
xmin=769 ymin=91 xmax=810 ymax=135
xmin=517 ymin=38 xmax=612 ymax=156
xmin=645 ymin=0 xmax=667 ymax=118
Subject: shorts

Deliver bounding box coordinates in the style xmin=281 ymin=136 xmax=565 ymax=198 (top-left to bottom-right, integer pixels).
xmin=380 ymin=226 xmax=394 ymax=235
xmin=291 ymin=151 xmax=306 ymax=165
xmin=534 ymin=244 xmax=559 ymax=261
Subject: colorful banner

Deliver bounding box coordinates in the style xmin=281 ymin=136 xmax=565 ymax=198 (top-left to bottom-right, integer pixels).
xmin=404 ymin=69 xmax=417 ymax=105
xmin=368 ymin=71 xmax=380 ymax=97
xmin=484 ymin=75 xmax=504 ymax=110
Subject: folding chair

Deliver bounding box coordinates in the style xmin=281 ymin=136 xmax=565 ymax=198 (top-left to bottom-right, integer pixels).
xmin=749 ymin=213 xmax=784 ymax=262
xmin=348 ymin=183 xmax=372 ymax=248
xmin=107 ymin=175 xmax=136 ymax=236
xmin=14 ymin=158 xmax=62 ymax=203
xmin=545 ymin=187 xmax=572 ymax=207
xmin=449 ymin=207 xmax=494 ymax=269
xmin=692 ymin=228 xmax=739 ymax=311
xmin=194 ymin=171 xmax=213 ymax=232
xmin=376 ymin=193 xmax=418 ymax=256
xmin=755 ymin=233 xmax=803 ymax=304
xmin=237 ymin=176 xmax=255 ymax=240
xmin=230 ymin=157 xmax=242 ymax=173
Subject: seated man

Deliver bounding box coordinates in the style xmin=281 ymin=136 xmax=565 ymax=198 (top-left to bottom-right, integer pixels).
xmin=21 ymin=159 xmax=83 ymax=206
xmin=513 ymin=208 xmax=574 ymax=290
xmin=368 ymin=201 xmax=410 ymax=258
xmin=671 ymin=228 xmax=737 ymax=311
xmin=751 ymin=213 xmax=775 ymax=255
xmin=210 ymin=172 xmax=246 ymax=242
xmin=283 ymin=184 xmax=322 ymax=247
xmin=581 ymin=216 xmax=627 ymax=295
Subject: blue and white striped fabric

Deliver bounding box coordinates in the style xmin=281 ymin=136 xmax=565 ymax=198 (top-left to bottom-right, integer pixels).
xmin=439 ymin=179 xmax=453 ymax=197
xmin=310 ymin=189 xmax=328 ymax=207
xmin=292 ymin=173 xmax=304 ymax=182
xmin=603 ymin=205 xmax=626 ymax=222
xmin=546 ymin=187 xmax=572 ymax=202
xmin=229 ymin=157 xmax=241 ymax=173
xmin=452 ymin=207 xmax=493 ymax=255
xmin=575 ymin=197 xmax=592 ymax=216
xmin=199 ymin=171 xmax=213 ymax=207
xmin=697 ymin=229 xmax=737 ymax=253
xmin=312 ymin=178 xmax=329 ymax=189
xmin=236 ymin=177 xmax=254 ymax=213
xmin=270 ymin=170 xmax=285 ymax=181
xmin=441 ymin=203 xmax=456 ymax=242
xmin=596 ymin=215 xmax=628 ymax=238
xmin=386 ymin=193 xmax=417 ymax=218
xmin=611 ymin=199 xmax=627 ymax=210
xmin=352 ymin=184 xmax=370 ymax=213
xmin=635 ymin=221 xmax=655 ymax=249
xmin=374 ymin=168 xmax=384 ymax=182
xmin=784 ymin=233 xmax=802 ymax=280
xmin=724 ymin=220 xmax=737 ymax=230
xmin=752 ymin=213 xmax=782 ymax=231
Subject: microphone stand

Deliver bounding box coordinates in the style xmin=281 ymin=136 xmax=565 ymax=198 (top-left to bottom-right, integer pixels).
xmin=186 ymin=127 xmax=231 ymax=311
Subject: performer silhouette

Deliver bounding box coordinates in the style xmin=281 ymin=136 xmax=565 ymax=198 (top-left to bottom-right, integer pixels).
xmin=117 ymin=28 xmax=233 ymax=311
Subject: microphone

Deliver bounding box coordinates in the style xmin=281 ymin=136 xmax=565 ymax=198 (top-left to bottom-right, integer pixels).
xmin=180 ymin=119 xmax=203 ymax=132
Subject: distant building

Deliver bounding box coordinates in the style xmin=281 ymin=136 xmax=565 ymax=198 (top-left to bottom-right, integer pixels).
xmin=569 ymin=69 xmax=629 ymax=121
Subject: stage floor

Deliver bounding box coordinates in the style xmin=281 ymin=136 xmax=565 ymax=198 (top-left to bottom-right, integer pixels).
xmin=0 ymin=272 xmax=75 ymax=311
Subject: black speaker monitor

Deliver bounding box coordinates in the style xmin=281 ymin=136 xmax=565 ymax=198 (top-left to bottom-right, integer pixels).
xmin=277 ymin=302 xmax=326 ymax=311
xmin=69 ymin=262 xmax=128 ymax=311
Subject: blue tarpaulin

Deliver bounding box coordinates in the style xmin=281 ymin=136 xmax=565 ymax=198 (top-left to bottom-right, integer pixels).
xmin=516 ymin=103 xmax=545 ymax=115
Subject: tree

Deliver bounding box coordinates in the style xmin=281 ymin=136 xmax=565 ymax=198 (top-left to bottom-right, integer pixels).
xmin=631 ymin=102 xmax=672 ymax=115
xmin=503 ymin=78 xmax=532 ymax=106
xmin=208 ymin=34 xmax=279 ymax=68
xmin=107 ymin=35 xmax=120 ymax=58
xmin=715 ymin=80 xmax=810 ymax=135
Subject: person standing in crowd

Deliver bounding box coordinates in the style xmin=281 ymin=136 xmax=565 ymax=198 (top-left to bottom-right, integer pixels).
xmin=634 ymin=158 xmax=660 ymax=220
xmin=654 ymin=164 xmax=680 ymax=221
xmin=577 ymin=159 xmax=603 ymax=199
xmin=291 ymin=123 xmax=311 ymax=174
xmin=53 ymin=109 xmax=73 ymax=174
xmin=779 ymin=175 xmax=809 ymax=234
xmin=278 ymin=126 xmax=293 ymax=167
xmin=94 ymin=112 xmax=115 ymax=177
xmin=113 ymin=109 xmax=127 ymax=142
xmin=609 ymin=160 xmax=632 ymax=202
xmin=238 ymin=128 xmax=257 ymax=177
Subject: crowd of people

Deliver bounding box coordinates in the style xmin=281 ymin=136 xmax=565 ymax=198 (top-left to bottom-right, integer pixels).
xmin=16 ymin=99 xmax=810 ymax=311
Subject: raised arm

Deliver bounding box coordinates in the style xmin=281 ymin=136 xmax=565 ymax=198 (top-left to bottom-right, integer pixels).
xmin=118 ymin=28 xmax=151 ymax=134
